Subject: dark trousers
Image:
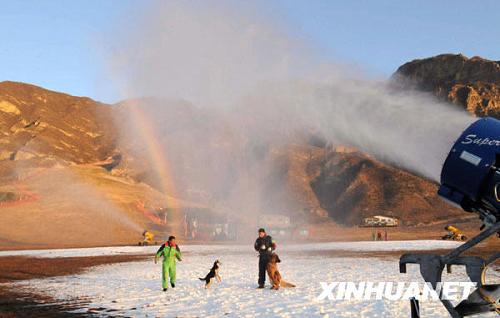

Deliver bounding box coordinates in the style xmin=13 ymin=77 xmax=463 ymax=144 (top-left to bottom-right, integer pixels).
xmin=258 ymin=254 xmax=269 ymax=285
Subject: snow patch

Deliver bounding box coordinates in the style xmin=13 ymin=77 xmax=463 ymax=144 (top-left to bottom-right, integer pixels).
xmin=4 ymin=242 xmax=495 ymax=317
xmin=0 ymin=240 xmax=463 ymax=258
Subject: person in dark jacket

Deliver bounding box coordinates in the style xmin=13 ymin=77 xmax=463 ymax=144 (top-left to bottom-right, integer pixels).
xmin=254 ymin=228 xmax=276 ymax=288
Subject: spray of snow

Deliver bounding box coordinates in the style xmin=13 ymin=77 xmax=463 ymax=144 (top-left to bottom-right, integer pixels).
xmin=104 ymin=1 xmax=473 ymax=219
xmin=36 ymin=166 xmax=143 ymax=233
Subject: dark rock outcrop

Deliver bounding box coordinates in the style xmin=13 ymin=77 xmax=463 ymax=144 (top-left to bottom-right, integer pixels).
xmin=394 ymin=54 xmax=500 ymax=117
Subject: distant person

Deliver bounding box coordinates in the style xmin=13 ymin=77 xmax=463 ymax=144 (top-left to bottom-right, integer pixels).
xmin=192 ymin=217 xmax=198 ymax=239
xmin=142 ymin=230 xmax=154 ymax=245
xmin=377 ymin=231 xmax=382 ymax=241
xmin=183 ymin=214 xmax=189 ymax=238
xmin=224 ymin=222 xmax=229 ymax=239
xmin=254 ymin=228 xmax=276 ymax=288
xmin=384 ymin=230 xmax=388 ymax=241
xmin=155 ymin=235 xmax=182 ymax=291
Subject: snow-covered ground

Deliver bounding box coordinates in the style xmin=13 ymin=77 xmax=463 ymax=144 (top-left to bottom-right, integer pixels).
xmin=4 ymin=241 xmax=498 ymax=317
xmin=0 ymin=240 xmax=462 ymax=258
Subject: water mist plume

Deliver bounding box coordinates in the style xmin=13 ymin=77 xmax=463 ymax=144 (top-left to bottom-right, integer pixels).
xmin=104 ymin=1 xmax=474 ymax=219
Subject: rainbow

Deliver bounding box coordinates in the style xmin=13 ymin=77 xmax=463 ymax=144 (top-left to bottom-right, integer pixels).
xmin=128 ymin=104 xmax=182 ymax=229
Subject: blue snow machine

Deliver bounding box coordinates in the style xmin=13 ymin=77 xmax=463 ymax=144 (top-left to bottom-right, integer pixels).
xmin=400 ymin=117 xmax=500 ymax=318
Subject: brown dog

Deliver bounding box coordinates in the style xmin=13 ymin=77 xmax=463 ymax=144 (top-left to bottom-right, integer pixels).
xmin=266 ymin=253 xmax=296 ymax=290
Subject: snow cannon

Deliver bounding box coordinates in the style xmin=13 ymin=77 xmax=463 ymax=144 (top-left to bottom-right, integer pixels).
xmin=400 ymin=117 xmax=500 ymax=318
xmin=439 ymin=117 xmax=500 ymax=226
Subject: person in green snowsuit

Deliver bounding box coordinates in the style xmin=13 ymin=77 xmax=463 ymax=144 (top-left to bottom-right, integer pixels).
xmin=155 ymin=235 xmax=182 ymax=291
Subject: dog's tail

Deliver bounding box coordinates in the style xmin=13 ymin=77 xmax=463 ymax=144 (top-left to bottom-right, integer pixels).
xmin=280 ymin=280 xmax=296 ymax=288
xmin=198 ymin=277 xmax=206 ymax=281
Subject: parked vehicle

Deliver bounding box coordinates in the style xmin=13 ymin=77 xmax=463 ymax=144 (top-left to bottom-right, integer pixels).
xmin=360 ymin=215 xmax=399 ymax=227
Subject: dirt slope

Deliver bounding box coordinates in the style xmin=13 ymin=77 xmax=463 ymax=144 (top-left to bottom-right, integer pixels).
xmin=3 ymin=52 xmax=499 ymax=247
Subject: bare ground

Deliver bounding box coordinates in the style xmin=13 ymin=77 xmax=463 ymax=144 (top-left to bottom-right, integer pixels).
xmin=0 ymin=221 xmax=497 ymax=317
xmin=0 ymin=254 xmax=147 ymax=318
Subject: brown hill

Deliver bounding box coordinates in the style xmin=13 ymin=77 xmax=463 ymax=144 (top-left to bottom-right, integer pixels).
xmin=4 ymin=52 xmax=499 ymax=248
xmin=310 ymin=147 xmax=463 ymax=225
xmin=0 ymin=82 xmax=197 ymax=248
xmin=0 ymin=81 xmax=116 ymax=165
xmin=394 ymin=54 xmax=500 ymax=117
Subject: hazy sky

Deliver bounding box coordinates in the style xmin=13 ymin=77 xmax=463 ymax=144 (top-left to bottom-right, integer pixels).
xmin=0 ymin=0 xmax=499 ymax=103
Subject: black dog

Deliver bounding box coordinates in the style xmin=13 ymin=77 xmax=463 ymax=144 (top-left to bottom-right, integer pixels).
xmin=199 ymin=260 xmax=222 ymax=288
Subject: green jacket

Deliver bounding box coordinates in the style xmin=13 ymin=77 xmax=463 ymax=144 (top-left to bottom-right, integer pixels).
xmin=155 ymin=243 xmax=182 ymax=265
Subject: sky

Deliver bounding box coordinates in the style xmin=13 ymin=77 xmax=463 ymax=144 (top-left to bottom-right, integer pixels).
xmin=0 ymin=0 xmax=499 ymax=103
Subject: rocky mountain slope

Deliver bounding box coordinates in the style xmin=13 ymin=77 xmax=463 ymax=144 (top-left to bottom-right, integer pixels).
xmin=2 ymin=53 xmax=499 ymax=247
xmin=311 ymin=54 xmax=500 ymax=225
xmin=0 ymin=81 xmax=116 ymax=165
xmin=309 ymin=53 xmax=500 ymax=225
xmin=394 ymin=54 xmax=500 ymax=117
xmin=0 ymin=82 xmax=189 ymax=248
xmin=309 ymin=147 xmax=464 ymax=225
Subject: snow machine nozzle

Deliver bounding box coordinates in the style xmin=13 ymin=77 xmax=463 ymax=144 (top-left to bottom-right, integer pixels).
xmin=439 ymin=117 xmax=500 ymax=225
xmin=400 ymin=117 xmax=500 ymax=318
